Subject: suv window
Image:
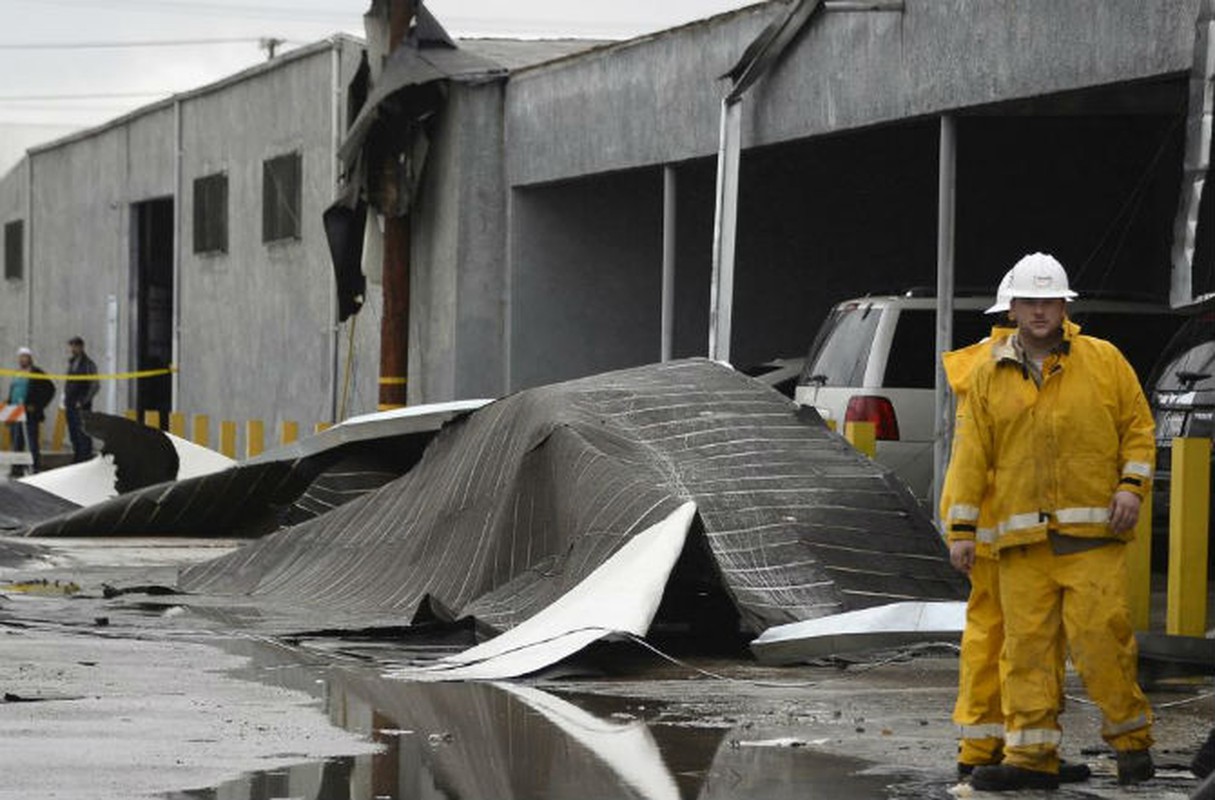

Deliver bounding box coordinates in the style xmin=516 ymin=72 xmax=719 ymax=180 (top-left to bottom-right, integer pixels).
xmin=803 ymin=303 xmax=881 ymax=387
xmin=884 ymin=310 xmax=999 ymax=389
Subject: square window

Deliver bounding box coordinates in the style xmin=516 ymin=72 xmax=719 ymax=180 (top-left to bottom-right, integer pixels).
xmin=4 ymin=220 xmax=22 ymax=281
xmin=263 ymin=152 xmax=302 ymax=243
xmin=192 ymin=172 xmax=228 ymax=254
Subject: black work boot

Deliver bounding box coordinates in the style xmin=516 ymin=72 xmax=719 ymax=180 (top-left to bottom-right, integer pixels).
xmin=1193 ymin=727 xmax=1215 ymax=779
xmin=971 ymin=764 xmax=1060 ymax=792
xmin=1116 ymin=749 xmax=1154 ymax=785
xmin=961 ymin=759 xmax=1088 ymax=783
xmin=1057 ymin=760 xmax=1091 ymax=783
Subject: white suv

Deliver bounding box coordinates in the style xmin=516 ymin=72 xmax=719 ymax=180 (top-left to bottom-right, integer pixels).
xmin=794 ymin=291 xmax=1181 ymax=504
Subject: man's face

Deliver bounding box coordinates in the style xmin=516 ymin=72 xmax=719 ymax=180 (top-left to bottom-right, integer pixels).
xmin=17 ymin=354 xmax=31 ymax=369
xmin=69 ymin=342 xmax=82 ymax=358
xmin=1010 ymin=297 xmax=1066 ymax=344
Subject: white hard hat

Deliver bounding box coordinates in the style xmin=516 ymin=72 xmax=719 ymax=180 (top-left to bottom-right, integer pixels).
xmin=1003 ymin=252 xmax=1078 ymax=303
xmin=984 ymin=268 xmax=1016 ymax=314
xmin=16 ymin=346 xmax=32 ymax=357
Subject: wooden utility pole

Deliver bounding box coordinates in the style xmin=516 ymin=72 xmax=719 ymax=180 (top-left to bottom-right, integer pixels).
xmin=367 ymin=0 xmax=414 ymax=410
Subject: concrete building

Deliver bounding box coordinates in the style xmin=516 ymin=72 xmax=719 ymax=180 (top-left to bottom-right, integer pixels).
xmin=0 ymin=37 xmax=366 ymax=443
xmin=392 ymin=0 xmax=1213 ymax=400
xmin=3 ymin=1 xmax=1213 ymax=441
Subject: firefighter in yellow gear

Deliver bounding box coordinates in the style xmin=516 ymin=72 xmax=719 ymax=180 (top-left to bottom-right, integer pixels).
xmin=942 ymin=314 xmax=1085 ymax=783
xmin=943 ymin=253 xmax=1155 ymax=792
xmin=942 ymin=329 xmax=1009 ymax=772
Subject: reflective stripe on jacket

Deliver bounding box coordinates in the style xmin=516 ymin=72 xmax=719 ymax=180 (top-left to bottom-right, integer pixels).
xmin=940 ymin=327 xmax=1012 ymax=559
xmin=944 ymin=319 xmax=1154 ymax=552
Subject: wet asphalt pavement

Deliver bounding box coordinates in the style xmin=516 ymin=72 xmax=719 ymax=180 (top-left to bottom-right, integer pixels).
xmin=0 ymin=537 xmax=1210 ymax=800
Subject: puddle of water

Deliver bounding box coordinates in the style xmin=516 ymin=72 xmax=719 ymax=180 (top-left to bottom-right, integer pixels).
xmin=170 ymin=651 xmax=920 ymax=800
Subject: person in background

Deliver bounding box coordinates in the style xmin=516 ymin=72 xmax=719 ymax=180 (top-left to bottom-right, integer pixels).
xmin=64 ymin=336 xmax=99 ymax=463
xmin=6 ymin=347 xmax=55 ymax=474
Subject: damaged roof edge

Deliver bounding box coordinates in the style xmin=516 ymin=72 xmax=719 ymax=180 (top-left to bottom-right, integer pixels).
xmin=26 ymin=33 xmax=365 ymax=158
xmin=505 ymin=0 xmax=778 ymax=78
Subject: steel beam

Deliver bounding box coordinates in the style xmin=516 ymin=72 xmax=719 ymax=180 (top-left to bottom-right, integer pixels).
xmin=933 ymin=115 xmax=957 ymax=523
xmin=709 ymin=99 xmax=741 ymax=363
xmin=661 ymin=166 xmax=677 ymax=362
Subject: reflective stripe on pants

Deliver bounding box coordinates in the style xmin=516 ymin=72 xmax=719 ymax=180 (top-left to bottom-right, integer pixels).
xmin=999 ymin=541 xmax=1153 ymax=773
xmin=953 ymin=556 xmax=1004 ymax=766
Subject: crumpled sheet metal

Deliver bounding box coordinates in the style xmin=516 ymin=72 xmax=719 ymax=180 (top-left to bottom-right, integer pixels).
xmin=0 ymin=481 xmax=78 ymax=532
xmin=16 ymin=403 xmax=479 ymax=539
xmin=20 ymin=460 xmax=313 ymax=539
xmin=180 ymin=359 xmax=966 ymax=636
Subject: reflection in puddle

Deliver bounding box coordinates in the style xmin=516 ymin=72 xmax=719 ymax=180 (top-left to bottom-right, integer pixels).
xmin=169 ymin=661 xmax=908 ymax=800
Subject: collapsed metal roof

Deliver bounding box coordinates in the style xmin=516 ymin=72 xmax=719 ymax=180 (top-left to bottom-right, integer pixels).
xmin=178 ymin=359 xmax=966 ymax=638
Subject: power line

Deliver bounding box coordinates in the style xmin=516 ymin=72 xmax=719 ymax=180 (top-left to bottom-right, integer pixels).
xmin=0 ymin=37 xmax=288 ymax=50
xmin=0 ymin=91 xmax=172 ymax=101
xmin=0 ymin=120 xmax=86 ymax=128
xmin=7 ymin=0 xmax=359 ymax=24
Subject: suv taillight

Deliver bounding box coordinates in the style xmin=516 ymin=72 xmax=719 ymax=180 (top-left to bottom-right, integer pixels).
xmin=845 ymin=395 xmax=900 ymax=441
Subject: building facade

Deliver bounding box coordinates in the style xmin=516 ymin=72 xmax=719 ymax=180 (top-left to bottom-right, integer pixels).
xmin=0 ymin=37 xmax=372 ymax=446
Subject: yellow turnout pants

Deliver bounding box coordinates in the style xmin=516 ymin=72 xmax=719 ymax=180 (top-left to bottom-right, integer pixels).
xmin=954 ymin=556 xmax=1005 ymax=765
xmin=998 ymin=540 xmax=1152 ymax=773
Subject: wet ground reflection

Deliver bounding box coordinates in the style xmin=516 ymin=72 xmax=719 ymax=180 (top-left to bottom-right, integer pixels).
xmin=168 ymin=658 xmax=906 ymax=800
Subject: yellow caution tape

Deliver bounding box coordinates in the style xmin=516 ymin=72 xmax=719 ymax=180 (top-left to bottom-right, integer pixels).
xmin=0 ymin=366 xmax=177 ymax=381
xmin=377 ymin=376 xmax=407 ymax=385
xmin=2 ymin=580 xmax=80 ymax=596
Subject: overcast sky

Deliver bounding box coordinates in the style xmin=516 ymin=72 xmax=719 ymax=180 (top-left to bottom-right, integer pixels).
xmin=0 ymin=0 xmax=759 ymax=173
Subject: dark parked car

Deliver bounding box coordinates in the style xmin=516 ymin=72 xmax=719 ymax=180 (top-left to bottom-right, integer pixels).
xmin=1148 ymin=301 xmax=1214 ymax=565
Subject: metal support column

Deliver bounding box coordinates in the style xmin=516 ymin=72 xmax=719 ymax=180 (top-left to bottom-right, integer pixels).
xmin=171 ymin=99 xmax=183 ymax=412
xmin=932 ymin=114 xmax=957 ymax=523
xmin=661 ymin=166 xmax=677 ymax=362
xmin=709 ymin=99 xmax=741 ymax=364
xmin=24 ymin=156 xmax=32 ymax=345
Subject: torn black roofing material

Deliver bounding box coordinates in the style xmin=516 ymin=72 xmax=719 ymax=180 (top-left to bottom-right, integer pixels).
xmin=179 ymin=359 xmax=966 ymax=635
xmin=0 ymin=480 xmax=77 ymax=532
xmin=16 ymin=405 xmax=472 ymax=539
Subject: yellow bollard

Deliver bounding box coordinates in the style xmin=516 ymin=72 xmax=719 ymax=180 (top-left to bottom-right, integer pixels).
xmin=219 ymin=420 xmax=237 ymax=459
xmin=844 ymin=420 xmax=876 ymax=459
xmin=314 ymin=421 xmax=333 ymax=434
xmin=246 ymin=419 xmax=264 ymax=458
xmin=144 ymin=410 xmax=161 ymax=430
xmin=0 ymin=424 xmax=9 ymax=450
xmin=1127 ymin=489 xmax=1153 ymax=632
xmin=1166 ymin=437 xmax=1211 ymax=637
xmin=123 ymin=409 xmax=137 ymax=421
xmin=50 ymin=408 xmax=66 ymax=451
xmin=824 ymin=418 xmax=838 ymax=432
xmin=281 ymin=420 xmax=299 ymax=445
xmin=169 ymin=412 xmax=186 ymax=438
xmin=192 ymin=414 xmax=210 ymax=448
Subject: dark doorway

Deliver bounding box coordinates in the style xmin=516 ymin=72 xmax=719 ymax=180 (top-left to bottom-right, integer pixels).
xmin=130 ymin=198 xmax=173 ymax=425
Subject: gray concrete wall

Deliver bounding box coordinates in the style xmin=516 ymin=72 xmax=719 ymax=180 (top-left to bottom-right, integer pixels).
xmin=504 ymin=0 xmax=1197 ymax=186
xmin=409 ymin=82 xmax=508 ymax=404
xmin=178 ymin=46 xmax=341 ymax=438
xmin=0 ymin=159 xmax=28 ymax=363
xmin=26 ymin=111 xmax=174 ymax=397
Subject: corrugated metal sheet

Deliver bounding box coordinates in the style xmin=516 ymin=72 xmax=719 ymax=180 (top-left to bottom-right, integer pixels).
xmin=179 ymin=359 xmax=966 ymax=635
